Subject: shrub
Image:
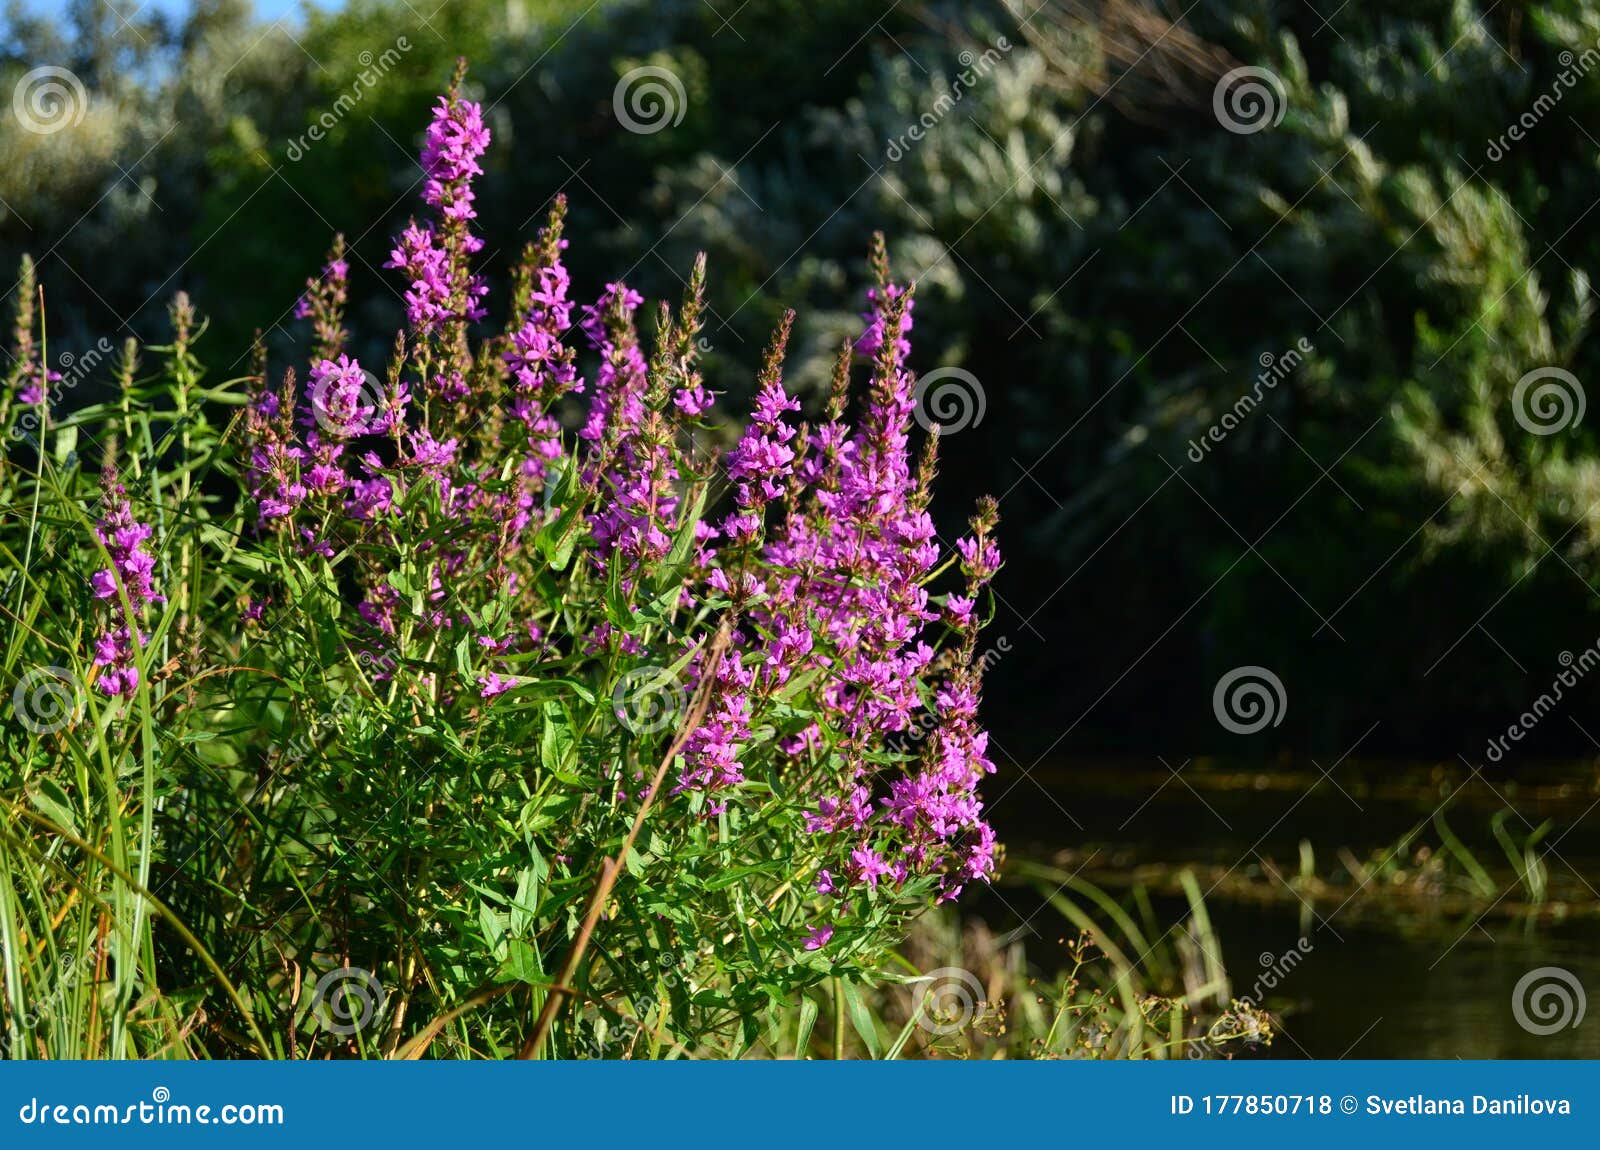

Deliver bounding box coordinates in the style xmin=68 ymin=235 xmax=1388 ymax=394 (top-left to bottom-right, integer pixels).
xmin=0 ymin=64 xmax=1005 ymax=1059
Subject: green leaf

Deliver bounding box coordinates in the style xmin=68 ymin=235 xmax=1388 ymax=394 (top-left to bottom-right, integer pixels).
xmin=510 ymin=864 xmax=542 ymax=936
xmin=649 ymin=482 xmax=708 ymax=595
xmin=497 ymin=939 xmax=545 ymax=985
xmin=884 ymin=1012 xmax=922 ymax=1061
xmin=26 ymin=777 xmax=78 ymax=836
xmin=536 ymin=503 xmax=584 ymax=571
xmin=841 ymin=980 xmax=880 ymax=1059
xmin=795 ymin=995 xmax=819 ymax=1058
xmin=703 ymin=863 xmax=778 ymax=890
xmin=665 ymin=483 xmax=707 ymax=569
xmin=51 ymin=424 xmax=79 ymax=468
xmin=548 ymin=523 xmax=581 ymax=572
xmin=540 ymin=707 xmax=575 ymax=774
xmin=478 ymin=901 xmax=507 ymax=951
xmin=507 ymin=678 xmax=596 ymax=706
xmin=775 ymin=666 xmax=822 ymax=703
xmin=603 ymin=562 xmax=634 ymax=628
xmin=738 ymin=1012 xmax=760 ymax=1057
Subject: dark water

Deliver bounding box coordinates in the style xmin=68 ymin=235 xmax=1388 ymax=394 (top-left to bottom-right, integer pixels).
xmin=1205 ymin=905 xmax=1600 ymax=1058
xmin=984 ymin=758 xmax=1600 ymax=1058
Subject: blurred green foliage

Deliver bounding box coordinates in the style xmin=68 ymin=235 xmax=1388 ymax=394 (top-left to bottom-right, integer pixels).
xmin=8 ymin=0 xmax=1600 ymax=759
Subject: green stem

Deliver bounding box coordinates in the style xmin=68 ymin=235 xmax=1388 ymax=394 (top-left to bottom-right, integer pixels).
xmin=832 ymin=976 xmax=845 ymax=1060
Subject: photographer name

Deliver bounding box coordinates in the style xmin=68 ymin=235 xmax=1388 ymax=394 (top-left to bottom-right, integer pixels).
xmin=1367 ymin=1094 xmax=1571 ymax=1116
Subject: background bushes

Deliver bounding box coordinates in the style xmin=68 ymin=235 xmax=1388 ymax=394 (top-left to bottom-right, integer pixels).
xmin=8 ymin=0 xmax=1600 ymax=761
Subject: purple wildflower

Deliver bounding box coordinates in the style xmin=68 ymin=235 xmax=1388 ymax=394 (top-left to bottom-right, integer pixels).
xmin=89 ymin=463 xmax=161 ymax=698
xmin=294 ymin=237 xmax=350 ymax=360
xmin=306 ymin=354 xmax=374 ymax=438
xmin=479 ymin=672 xmax=513 ymax=699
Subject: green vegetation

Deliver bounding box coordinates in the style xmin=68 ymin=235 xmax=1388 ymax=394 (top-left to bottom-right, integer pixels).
xmin=6 ymin=0 xmax=1600 ymax=1062
xmin=7 ymin=0 xmax=1600 ymax=755
xmin=0 ymin=59 xmax=1261 ymax=1057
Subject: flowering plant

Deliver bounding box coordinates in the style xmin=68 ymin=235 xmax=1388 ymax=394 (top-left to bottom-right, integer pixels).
xmin=0 ymin=63 xmax=1002 ymax=1059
